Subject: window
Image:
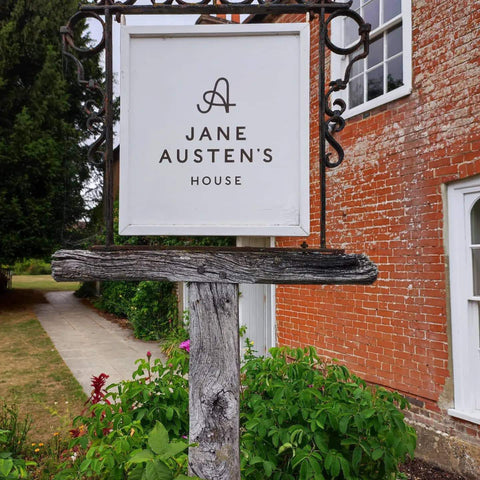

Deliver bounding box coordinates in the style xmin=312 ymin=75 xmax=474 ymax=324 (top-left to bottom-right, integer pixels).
xmin=330 ymin=0 xmax=412 ymax=118
xmin=447 ymin=177 xmax=480 ymax=425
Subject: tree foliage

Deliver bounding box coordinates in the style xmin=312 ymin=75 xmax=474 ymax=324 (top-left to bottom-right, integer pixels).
xmin=0 ymin=0 xmax=102 ymax=264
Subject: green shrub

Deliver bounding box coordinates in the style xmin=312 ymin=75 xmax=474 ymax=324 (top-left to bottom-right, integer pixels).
xmin=58 ymin=347 xmax=415 ymax=480
xmin=55 ymin=352 xmax=191 ymax=479
xmin=240 ymin=346 xmax=416 ymax=480
xmin=93 ymin=281 xmax=178 ymax=340
xmin=129 ymin=281 xmax=178 ymax=340
xmin=94 ymin=281 xmax=138 ymax=318
xmin=12 ymin=259 xmax=51 ymax=275
xmin=74 ymin=281 xmax=98 ymax=299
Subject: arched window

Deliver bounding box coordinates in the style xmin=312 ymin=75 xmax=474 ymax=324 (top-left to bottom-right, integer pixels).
xmin=470 ymin=199 xmax=480 ymax=296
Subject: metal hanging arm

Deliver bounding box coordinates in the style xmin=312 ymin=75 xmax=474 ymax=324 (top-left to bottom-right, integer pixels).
xmin=80 ymin=0 xmax=353 ymax=16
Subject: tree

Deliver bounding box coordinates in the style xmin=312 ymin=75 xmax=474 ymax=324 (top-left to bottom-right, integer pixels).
xmin=0 ymin=0 xmax=102 ymax=264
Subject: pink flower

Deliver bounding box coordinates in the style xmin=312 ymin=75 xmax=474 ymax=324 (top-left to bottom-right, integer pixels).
xmin=147 ymin=351 xmax=152 ymax=358
xmin=179 ymin=340 xmax=190 ymax=353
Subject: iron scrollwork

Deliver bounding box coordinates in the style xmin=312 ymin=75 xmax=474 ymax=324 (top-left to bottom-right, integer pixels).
xmin=323 ymin=9 xmax=370 ymax=168
xmin=61 ymin=12 xmax=107 ymax=167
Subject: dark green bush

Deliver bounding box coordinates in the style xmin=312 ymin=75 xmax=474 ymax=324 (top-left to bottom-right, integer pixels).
xmin=129 ymin=281 xmax=178 ymax=340
xmin=12 ymin=258 xmax=51 ymax=275
xmin=94 ymin=281 xmax=138 ymax=318
xmin=74 ymin=281 xmax=98 ymax=299
xmin=93 ymin=280 xmax=178 ymax=340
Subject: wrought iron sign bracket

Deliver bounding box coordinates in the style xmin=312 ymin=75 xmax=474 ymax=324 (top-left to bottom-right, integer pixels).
xmin=61 ymin=0 xmax=370 ymax=248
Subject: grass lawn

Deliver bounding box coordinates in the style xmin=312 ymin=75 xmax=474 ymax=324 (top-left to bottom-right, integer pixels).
xmin=0 ymin=289 xmax=86 ymax=443
xmin=12 ymin=274 xmax=79 ymax=291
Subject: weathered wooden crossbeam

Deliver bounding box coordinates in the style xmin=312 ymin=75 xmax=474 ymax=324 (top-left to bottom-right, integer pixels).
xmin=51 ymin=247 xmax=377 ymax=285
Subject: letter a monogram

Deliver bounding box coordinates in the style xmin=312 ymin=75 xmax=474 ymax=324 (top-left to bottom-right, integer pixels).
xmin=197 ymin=77 xmax=236 ymax=114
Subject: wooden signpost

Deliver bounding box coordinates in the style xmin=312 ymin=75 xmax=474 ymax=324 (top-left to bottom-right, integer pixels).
xmin=58 ymin=2 xmax=373 ymax=479
xmin=52 ymin=247 xmax=376 ymax=479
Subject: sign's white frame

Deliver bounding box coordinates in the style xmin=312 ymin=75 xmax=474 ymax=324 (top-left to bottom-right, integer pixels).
xmin=120 ymin=24 xmax=310 ymax=236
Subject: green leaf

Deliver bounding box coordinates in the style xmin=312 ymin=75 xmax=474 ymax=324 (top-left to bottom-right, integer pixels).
xmin=307 ymin=456 xmax=325 ymax=480
xmin=129 ymin=449 xmax=155 ymax=464
xmin=372 ymin=448 xmax=384 ymax=460
xmin=339 ymin=456 xmax=351 ymax=478
xmin=362 ymin=408 xmax=376 ymax=419
xmin=128 ymin=464 xmax=144 ymax=480
xmin=145 ymin=460 xmax=172 ymax=480
xmin=352 ymin=445 xmax=362 ymax=471
xmin=278 ymin=442 xmax=293 ymax=454
xmin=79 ymin=458 xmax=92 ymax=473
xmin=0 ymin=458 xmax=13 ymax=476
xmin=291 ymin=449 xmax=308 ymax=469
xmin=159 ymin=441 xmax=189 ymax=461
xmin=331 ymin=457 xmax=341 ymax=478
xmin=339 ymin=416 xmax=350 ymax=434
xmin=314 ymin=433 xmax=328 ymax=454
xmin=263 ymin=460 xmax=274 ymax=477
xmin=148 ymin=422 xmax=169 ymax=455
xmin=324 ymin=451 xmax=333 ymax=470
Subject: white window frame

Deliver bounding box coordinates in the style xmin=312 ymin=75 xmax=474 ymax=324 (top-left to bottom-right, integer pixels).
xmin=330 ymin=0 xmax=412 ymax=119
xmin=447 ymin=176 xmax=480 ymax=425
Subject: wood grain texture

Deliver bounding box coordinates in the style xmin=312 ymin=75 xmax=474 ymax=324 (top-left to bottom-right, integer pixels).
xmin=188 ymin=282 xmax=240 ymax=480
xmin=52 ymin=248 xmax=377 ymax=285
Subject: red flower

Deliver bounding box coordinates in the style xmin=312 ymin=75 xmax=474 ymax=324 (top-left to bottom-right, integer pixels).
xmin=88 ymin=373 xmax=111 ymax=405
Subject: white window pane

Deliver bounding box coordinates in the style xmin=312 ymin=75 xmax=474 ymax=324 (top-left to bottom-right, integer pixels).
xmin=363 ymin=0 xmax=380 ymax=31
xmin=478 ymin=306 xmax=480 ymax=351
xmin=367 ymin=65 xmax=384 ymax=100
xmin=344 ymin=16 xmax=361 ymax=47
xmin=473 ymin=249 xmax=480 ymax=296
xmin=387 ymin=55 xmax=403 ymax=92
xmin=384 ymin=0 xmax=401 ymax=22
xmin=387 ymin=25 xmax=403 ymax=58
xmin=368 ymin=36 xmax=384 ymax=68
xmin=349 ymin=75 xmax=364 ymax=108
xmin=349 ymin=53 xmax=365 ymax=77
xmin=471 ymin=199 xmax=480 ymax=244
xmin=352 ymin=0 xmax=361 ymax=11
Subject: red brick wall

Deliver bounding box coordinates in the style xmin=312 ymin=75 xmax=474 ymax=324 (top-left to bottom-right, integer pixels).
xmin=274 ymin=0 xmax=480 ymax=445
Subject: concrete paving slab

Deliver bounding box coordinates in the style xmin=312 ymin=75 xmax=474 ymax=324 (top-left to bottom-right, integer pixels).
xmin=34 ymin=291 xmax=166 ymax=396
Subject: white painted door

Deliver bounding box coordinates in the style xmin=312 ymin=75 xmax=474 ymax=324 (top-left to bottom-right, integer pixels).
xmin=237 ymin=237 xmax=275 ymax=356
xmin=447 ymin=178 xmax=480 ymax=424
xmin=180 ymin=237 xmax=275 ymax=357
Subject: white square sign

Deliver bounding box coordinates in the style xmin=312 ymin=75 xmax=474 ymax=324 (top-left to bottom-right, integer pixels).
xmin=120 ymin=24 xmax=310 ymax=236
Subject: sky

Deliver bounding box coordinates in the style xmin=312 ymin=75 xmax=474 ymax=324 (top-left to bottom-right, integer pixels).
xmin=87 ymin=3 xmax=198 ymax=101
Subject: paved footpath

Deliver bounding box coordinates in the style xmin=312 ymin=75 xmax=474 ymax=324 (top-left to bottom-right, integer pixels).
xmin=34 ymin=291 xmax=165 ymax=396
